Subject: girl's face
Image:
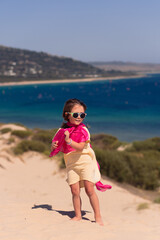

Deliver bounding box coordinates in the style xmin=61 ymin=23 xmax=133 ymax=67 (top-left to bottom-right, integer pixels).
xmin=68 ymin=104 xmax=85 ymax=125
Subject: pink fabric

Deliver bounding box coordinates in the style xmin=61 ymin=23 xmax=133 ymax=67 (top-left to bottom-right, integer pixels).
xmin=95 ymin=162 xmax=112 ymax=191
xmin=49 ymin=122 xmax=89 ymax=157
xmin=95 ymin=181 xmax=112 ymax=191
xmin=49 ymin=122 xmax=112 ymax=192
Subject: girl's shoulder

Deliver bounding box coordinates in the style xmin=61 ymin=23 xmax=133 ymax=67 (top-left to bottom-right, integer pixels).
xmin=82 ymin=126 xmax=90 ymax=140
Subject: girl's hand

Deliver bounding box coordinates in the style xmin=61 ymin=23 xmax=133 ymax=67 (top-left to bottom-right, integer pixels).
xmin=51 ymin=141 xmax=58 ymax=151
xmin=64 ymin=130 xmax=70 ymax=142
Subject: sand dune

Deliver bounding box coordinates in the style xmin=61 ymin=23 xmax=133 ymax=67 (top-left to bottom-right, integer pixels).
xmin=0 ymin=125 xmax=160 ymax=240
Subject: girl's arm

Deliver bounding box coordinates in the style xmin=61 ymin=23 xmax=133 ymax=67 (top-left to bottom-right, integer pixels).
xmin=64 ymin=131 xmax=85 ymax=151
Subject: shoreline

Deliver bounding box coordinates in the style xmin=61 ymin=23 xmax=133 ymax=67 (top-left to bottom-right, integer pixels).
xmin=0 ymin=74 xmax=146 ymax=87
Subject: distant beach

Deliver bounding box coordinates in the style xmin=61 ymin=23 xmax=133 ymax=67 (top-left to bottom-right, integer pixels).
xmin=0 ymin=74 xmax=146 ymax=87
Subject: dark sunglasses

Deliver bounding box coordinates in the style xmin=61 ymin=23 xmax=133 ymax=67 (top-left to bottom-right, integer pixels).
xmin=68 ymin=112 xmax=87 ymax=119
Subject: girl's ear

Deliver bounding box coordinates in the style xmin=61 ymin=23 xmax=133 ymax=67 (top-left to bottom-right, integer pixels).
xmin=64 ymin=112 xmax=69 ymax=121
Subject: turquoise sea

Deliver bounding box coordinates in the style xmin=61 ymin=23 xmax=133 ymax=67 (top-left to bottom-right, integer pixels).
xmin=0 ymin=74 xmax=160 ymax=142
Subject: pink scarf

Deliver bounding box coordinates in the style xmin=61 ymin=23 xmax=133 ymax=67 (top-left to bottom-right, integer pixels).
xmin=96 ymin=162 xmax=112 ymax=191
xmin=49 ymin=122 xmax=112 ymax=191
xmin=49 ymin=122 xmax=89 ymax=157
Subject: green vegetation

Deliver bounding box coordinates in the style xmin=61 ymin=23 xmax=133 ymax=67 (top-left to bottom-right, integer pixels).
xmin=10 ymin=125 xmax=160 ymax=191
xmin=154 ymin=197 xmax=160 ymax=204
xmin=91 ymin=134 xmax=121 ymax=150
xmin=32 ymin=129 xmax=57 ymax=145
xmin=13 ymin=128 xmax=57 ymax=155
xmin=8 ymin=137 xmax=15 ymax=144
xmin=128 ymin=137 xmax=160 ymax=152
xmin=58 ymin=153 xmax=65 ymax=169
xmin=137 ymin=203 xmax=149 ymax=210
xmin=95 ymin=148 xmax=160 ymax=190
xmin=0 ymin=128 xmax=12 ymax=134
xmin=11 ymin=130 xmax=32 ymax=138
xmin=14 ymin=140 xmax=47 ymax=155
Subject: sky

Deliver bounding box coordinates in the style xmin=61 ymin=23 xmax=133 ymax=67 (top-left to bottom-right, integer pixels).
xmin=0 ymin=0 xmax=160 ymax=63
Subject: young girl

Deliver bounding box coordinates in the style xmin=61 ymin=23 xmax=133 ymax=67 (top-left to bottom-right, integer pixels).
xmin=50 ymin=98 xmax=111 ymax=226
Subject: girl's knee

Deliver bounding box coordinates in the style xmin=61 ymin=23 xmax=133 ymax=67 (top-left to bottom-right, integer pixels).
xmin=70 ymin=184 xmax=80 ymax=196
xmin=85 ymin=187 xmax=94 ymax=197
xmin=71 ymin=189 xmax=80 ymax=196
xmin=84 ymin=183 xmax=94 ymax=197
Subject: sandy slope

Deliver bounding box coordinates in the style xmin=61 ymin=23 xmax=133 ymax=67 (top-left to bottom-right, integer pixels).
xmin=0 ymin=125 xmax=160 ymax=240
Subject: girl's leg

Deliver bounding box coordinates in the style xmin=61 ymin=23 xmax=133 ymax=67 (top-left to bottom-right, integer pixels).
xmin=84 ymin=180 xmax=104 ymax=225
xmin=70 ymin=182 xmax=82 ymax=220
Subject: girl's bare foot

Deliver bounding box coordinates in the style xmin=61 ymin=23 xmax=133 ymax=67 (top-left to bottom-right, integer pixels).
xmin=71 ymin=216 xmax=82 ymax=221
xmin=95 ymin=217 xmax=104 ymax=226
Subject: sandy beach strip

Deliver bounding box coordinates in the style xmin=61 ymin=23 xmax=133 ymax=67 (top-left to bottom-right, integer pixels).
xmin=0 ymin=74 xmax=146 ymax=87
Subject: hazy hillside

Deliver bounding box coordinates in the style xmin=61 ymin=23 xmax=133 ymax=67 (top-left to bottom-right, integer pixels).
xmin=89 ymin=61 xmax=160 ymax=73
xmin=0 ymin=45 xmax=105 ymax=82
xmin=0 ymin=46 xmax=138 ymax=83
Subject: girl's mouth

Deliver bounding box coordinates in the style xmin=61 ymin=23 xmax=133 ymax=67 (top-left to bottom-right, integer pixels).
xmin=75 ymin=119 xmax=81 ymax=123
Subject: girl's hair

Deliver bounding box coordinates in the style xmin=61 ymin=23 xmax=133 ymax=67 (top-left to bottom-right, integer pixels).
xmin=61 ymin=98 xmax=87 ymax=128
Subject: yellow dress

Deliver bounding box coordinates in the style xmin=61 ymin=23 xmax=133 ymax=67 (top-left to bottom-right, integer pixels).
xmin=63 ymin=127 xmax=101 ymax=187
